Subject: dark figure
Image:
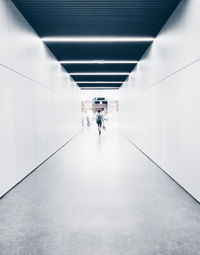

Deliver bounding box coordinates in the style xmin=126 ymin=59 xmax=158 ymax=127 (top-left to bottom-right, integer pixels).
xmin=96 ymin=110 xmax=104 ymax=135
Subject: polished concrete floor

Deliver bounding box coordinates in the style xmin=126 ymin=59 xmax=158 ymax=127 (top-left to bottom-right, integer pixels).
xmin=0 ymin=127 xmax=200 ymax=255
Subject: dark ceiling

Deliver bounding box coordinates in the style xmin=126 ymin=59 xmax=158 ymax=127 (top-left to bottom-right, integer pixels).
xmin=12 ymin=0 xmax=181 ymax=89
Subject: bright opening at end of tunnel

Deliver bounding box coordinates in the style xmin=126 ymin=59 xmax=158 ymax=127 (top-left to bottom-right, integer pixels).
xmin=81 ymin=89 xmax=119 ymax=130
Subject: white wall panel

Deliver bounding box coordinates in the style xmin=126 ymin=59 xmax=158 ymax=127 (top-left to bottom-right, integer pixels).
xmin=0 ymin=67 xmax=17 ymax=196
xmin=119 ymin=0 xmax=200 ymax=201
xmin=0 ymin=0 xmax=9 ymax=67
xmin=0 ymin=0 xmax=81 ymax=197
xmin=33 ymin=86 xmax=48 ymax=165
xmin=147 ymin=85 xmax=163 ymax=165
xmin=11 ymin=74 xmax=37 ymax=181
xmin=178 ymin=60 xmax=200 ymax=200
xmin=160 ymin=75 xmax=181 ymax=180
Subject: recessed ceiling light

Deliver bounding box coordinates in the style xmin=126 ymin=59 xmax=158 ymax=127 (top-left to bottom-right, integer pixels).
xmin=60 ymin=60 xmax=138 ymax=64
xmin=81 ymin=87 xmax=119 ymax=90
xmin=77 ymin=81 xmax=123 ymax=84
xmin=42 ymin=36 xmax=154 ymax=42
xmin=69 ymin=72 xmax=129 ymax=75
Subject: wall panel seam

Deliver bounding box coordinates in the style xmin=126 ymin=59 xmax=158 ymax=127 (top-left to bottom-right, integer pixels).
xmin=143 ymin=57 xmax=200 ymax=91
xmin=0 ymin=63 xmax=56 ymax=92
xmin=120 ymin=132 xmax=200 ymax=204
xmin=0 ymin=130 xmax=82 ymax=199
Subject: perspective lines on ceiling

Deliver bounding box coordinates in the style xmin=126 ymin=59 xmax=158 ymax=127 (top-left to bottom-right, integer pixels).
xmin=12 ymin=0 xmax=181 ymax=89
xmin=53 ymin=37 xmax=151 ymax=88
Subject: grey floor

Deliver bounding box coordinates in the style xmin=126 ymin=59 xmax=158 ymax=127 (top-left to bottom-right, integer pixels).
xmin=0 ymin=127 xmax=200 ymax=255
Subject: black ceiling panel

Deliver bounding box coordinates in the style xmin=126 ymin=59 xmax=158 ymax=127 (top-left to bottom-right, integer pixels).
xmin=72 ymin=75 xmax=127 ymax=82
xmin=78 ymin=83 xmax=122 ymax=88
xmin=46 ymin=42 xmax=151 ymax=61
xmin=62 ymin=64 xmax=135 ymax=73
xmin=11 ymin=0 xmax=181 ymax=37
xmin=11 ymin=0 xmax=182 ymax=88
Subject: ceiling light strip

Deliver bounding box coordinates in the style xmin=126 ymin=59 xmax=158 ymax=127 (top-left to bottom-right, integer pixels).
xmin=60 ymin=60 xmax=138 ymax=64
xmin=81 ymin=87 xmax=119 ymax=90
xmin=69 ymin=72 xmax=129 ymax=75
xmin=77 ymin=81 xmax=122 ymax=84
xmin=42 ymin=37 xmax=154 ymax=42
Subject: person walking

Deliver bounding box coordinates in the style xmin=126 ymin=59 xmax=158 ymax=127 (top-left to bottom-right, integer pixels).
xmin=96 ymin=109 xmax=104 ymax=135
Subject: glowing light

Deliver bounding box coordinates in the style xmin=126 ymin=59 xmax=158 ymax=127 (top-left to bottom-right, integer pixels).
xmin=69 ymin=72 xmax=129 ymax=75
xmin=42 ymin=36 xmax=154 ymax=42
xmin=77 ymin=81 xmax=122 ymax=84
xmin=81 ymin=87 xmax=119 ymax=90
xmin=60 ymin=60 xmax=138 ymax=64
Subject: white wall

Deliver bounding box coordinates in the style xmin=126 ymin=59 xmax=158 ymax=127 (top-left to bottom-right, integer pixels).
xmin=0 ymin=0 xmax=81 ymax=197
xmin=119 ymin=0 xmax=200 ymax=201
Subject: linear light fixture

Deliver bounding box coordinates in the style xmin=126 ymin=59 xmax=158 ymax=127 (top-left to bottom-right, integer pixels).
xmin=42 ymin=36 xmax=154 ymax=42
xmin=81 ymin=87 xmax=119 ymax=90
xmin=77 ymin=81 xmax=122 ymax=84
xmin=69 ymin=72 xmax=129 ymax=75
xmin=60 ymin=60 xmax=138 ymax=64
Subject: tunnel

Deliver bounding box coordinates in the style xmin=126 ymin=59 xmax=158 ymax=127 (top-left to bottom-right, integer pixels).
xmin=0 ymin=0 xmax=200 ymax=254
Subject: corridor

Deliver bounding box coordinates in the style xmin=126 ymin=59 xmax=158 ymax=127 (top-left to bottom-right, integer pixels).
xmin=0 ymin=128 xmax=200 ymax=255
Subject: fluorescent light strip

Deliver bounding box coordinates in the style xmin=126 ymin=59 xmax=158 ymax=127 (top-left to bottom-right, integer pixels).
xmin=77 ymin=81 xmax=122 ymax=84
xmin=60 ymin=60 xmax=138 ymax=64
xmin=70 ymin=72 xmax=129 ymax=75
xmin=81 ymin=87 xmax=119 ymax=90
xmin=42 ymin=36 xmax=154 ymax=42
